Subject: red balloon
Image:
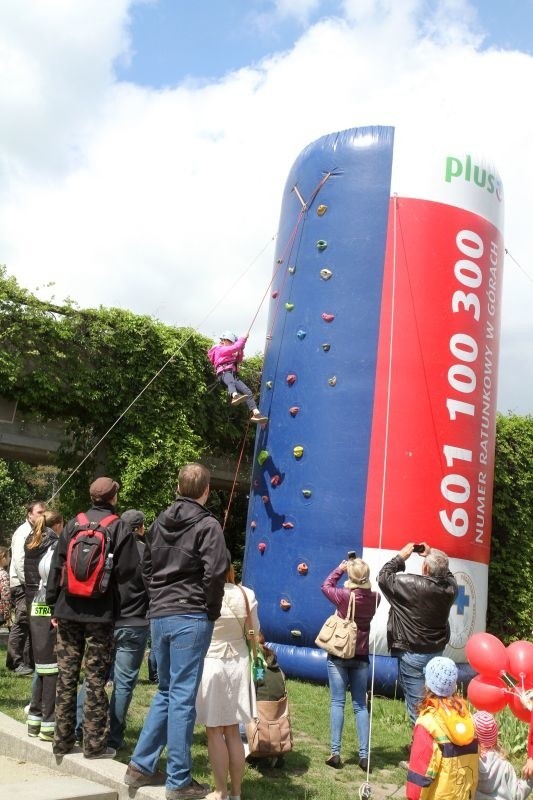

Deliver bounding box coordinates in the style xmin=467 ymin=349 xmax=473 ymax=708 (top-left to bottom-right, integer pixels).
xmin=508 ymin=678 xmax=533 ymax=723
xmin=467 ymin=674 xmax=509 ymax=713
xmin=465 ymin=632 xmax=509 ymax=676
xmin=507 ymin=641 xmax=533 ymax=679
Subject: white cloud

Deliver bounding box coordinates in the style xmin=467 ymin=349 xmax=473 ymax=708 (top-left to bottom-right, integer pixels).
xmin=0 ymin=0 xmax=532 ymax=411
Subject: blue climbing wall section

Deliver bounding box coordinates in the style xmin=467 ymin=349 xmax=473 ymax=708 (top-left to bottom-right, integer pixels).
xmin=242 ymin=126 xmax=395 ymax=680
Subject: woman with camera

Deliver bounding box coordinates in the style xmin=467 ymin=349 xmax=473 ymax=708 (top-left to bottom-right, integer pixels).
xmin=320 ymin=555 xmax=380 ymax=773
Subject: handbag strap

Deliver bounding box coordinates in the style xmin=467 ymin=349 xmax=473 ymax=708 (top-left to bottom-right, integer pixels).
xmin=342 ymin=591 xmax=356 ymax=622
xmin=236 ymin=583 xmax=259 ymax=663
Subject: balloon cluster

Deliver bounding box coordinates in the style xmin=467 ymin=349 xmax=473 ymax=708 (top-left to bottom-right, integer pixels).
xmin=466 ymin=633 xmax=533 ymax=722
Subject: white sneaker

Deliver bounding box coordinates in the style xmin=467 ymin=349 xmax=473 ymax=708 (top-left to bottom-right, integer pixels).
xmin=251 ymin=412 xmax=268 ymax=424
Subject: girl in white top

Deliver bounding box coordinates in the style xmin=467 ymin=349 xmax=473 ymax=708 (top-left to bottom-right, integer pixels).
xmin=474 ymin=711 xmax=532 ymax=800
xmin=196 ymin=560 xmax=260 ymax=800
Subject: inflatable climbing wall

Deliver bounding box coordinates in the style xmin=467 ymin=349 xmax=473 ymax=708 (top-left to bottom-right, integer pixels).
xmin=242 ymin=126 xmax=504 ymax=688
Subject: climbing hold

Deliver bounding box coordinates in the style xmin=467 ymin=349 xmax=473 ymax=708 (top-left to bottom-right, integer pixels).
xmin=297 ymin=562 xmax=308 ymax=575
xmin=262 ymin=495 xmax=269 ymax=504
xmin=317 ymin=204 xmax=327 ymax=216
xmin=282 ymin=521 xmax=294 ymax=529
xmin=297 ymin=329 xmax=306 ymax=340
xmin=320 ymin=268 xmax=333 ymax=280
xmin=250 ymin=520 xmax=257 ymax=529
xmin=289 ymin=406 xmax=300 ymax=417
xmin=285 ymin=302 xmax=294 ymax=311
xmin=270 ymin=474 xmax=281 ymax=487
xmin=280 ymin=599 xmax=291 ymax=610
xmin=301 ymin=488 xmax=312 ymax=498
xmin=293 ymin=445 xmax=304 ymax=460
xmin=258 ymin=542 xmax=266 ymax=553
xmin=322 ymin=312 xmax=335 ymax=322
xmin=257 ymin=450 xmax=269 ymax=466
xmin=288 ymin=265 xmax=296 ymax=274
xmin=271 ymin=290 xmax=278 ymax=298
xmin=328 ymin=376 xmax=337 ymax=386
xmin=322 ymin=343 xmax=331 ymax=352
xmin=316 ymin=239 xmax=328 ymax=251
xmin=286 ymin=374 xmax=297 ymax=386
xmin=253 ymin=479 xmax=259 ymax=488
xmin=277 ymin=257 xmax=283 ymax=264
xmin=266 ymin=380 xmax=273 ymax=389
xmin=290 ymin=629 xmax=302 ymax=637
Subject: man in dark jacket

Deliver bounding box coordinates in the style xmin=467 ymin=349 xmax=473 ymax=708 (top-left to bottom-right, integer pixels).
xmin=124 ymin=463 xmax=228 ymax=800
xmin=46 ymin=477 xmax=139 ymax=759
xmin=377 ymin=542 xmax=457 ymax=725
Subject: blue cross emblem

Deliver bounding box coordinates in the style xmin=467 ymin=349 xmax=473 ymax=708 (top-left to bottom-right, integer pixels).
xmin=454 ymin=584 xmax=470 ymax=616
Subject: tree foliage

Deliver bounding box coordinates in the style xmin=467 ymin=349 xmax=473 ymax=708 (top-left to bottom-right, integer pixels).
xmin=0 ymin=266 xmax=254 ymax=536
xmin=488 ymin=413 xmax=533 ymax=642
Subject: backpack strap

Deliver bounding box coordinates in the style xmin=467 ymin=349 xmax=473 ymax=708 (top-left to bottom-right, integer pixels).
xmin=98 ymin=514 xmax=118 ymax=528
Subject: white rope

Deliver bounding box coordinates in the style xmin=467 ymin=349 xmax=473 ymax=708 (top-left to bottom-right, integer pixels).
xmin=47 ymin=232 xmax=277 ymax=503
xmin=365 ymin=194 xmax=399 ymax=786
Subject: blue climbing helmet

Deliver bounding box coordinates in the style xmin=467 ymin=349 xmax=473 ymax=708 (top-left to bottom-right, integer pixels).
xmin=219 ymin=330 xmax=237 ymax=343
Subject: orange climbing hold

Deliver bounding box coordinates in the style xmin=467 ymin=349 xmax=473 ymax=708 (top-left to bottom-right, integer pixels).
xmin=297 ymin=562 xmax=308 ymax=575
xmin=270 ymin=474 xmax=281 ymax=487
xmin=322 ymin=312 xmax=335 ymax=322
xmin=282 ymin=521 xmax=294 ymax=529
xmin=289 ymin=406 xmax=300 ymax=417
xmin=258 ymin=542 xmax=266 ymax=553
xmin=280 ymin=598 xmax=291 ymax=610
xmin=286 ymin=374 xmax=297 ymax=385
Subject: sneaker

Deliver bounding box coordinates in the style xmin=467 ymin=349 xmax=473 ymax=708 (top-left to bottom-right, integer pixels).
xmin=166 ymin=778 xmax=210 ymax=799
xmin=124 ymin=763 xmax=166 ymax=787
xmin=84 ymin=746 xmax=116 ymax=760
xmin=24 ymin=703 xmax=31 ymax=715
xmin=325 ymin=754 xmax=341 ymax=768
xmin=231 ymin=393 xmax=248 ymax=406
xmin=39 ymin=730 xmax=54 ymax=743
xmin=14 ymin=664 xmax=33 ymax=675
xmin=251 ymin=412 xmax=268 ymax=424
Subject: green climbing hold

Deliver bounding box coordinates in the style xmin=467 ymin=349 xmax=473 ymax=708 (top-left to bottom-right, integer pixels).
xmin=293 ymin=445 xmax=304 ymax=459
xmin=316 ymin=239 xmax=328 ymax=251
xmin=288 ymin=265 xmax=296 ymax=274
xmin=285 ymin=302 xmax=294 ymax=311
xmin=257 ymin=450 xmax=269 ymax=466
xmin=266 ymin=380 xmax=273 ymax=389
xmin=302 ymin=488 xmax=312 ymax=498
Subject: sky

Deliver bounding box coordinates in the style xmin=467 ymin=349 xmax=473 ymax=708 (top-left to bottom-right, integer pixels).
xmin=1 ymin=0 xmax=532 ymax=413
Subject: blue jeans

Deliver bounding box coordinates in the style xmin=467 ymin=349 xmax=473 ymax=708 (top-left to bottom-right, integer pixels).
xmin=130 ymin=614 xmax=213 ymax=790
xmin=108 ymin=625 xmax=149 ymax=748
xmin=75 ymin=624 xmax=149 ymax=747
xmin=396 ymin=650 xmax=443 ymax=725
xmin=327 ymin=655 xmax=369 ymax=759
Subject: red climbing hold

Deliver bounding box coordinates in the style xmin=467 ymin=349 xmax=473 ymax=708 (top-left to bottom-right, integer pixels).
xmin=282 ymin=521 xmax=294 ymax=529
xmin=280 ymin=598 xmax=291 ymax=610
xmin=289 ymin=406 xmax=300 ymax=417
xmin=322 ymin=312 xmax=335 ymax=322
xmin=258 ymin=542 xmax=267 ymax=553
xmin=286 ymin=373 xmax=297 ymax=385
xmin=297 ymin=562 xmax=308 ymax=575
xmin=272 ymin=290 xmax=278 ymax=298
xmin=270 ymin=474 xmax=281 ymax=487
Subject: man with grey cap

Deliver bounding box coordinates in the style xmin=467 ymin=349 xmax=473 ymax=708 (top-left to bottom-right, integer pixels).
xmin=47 ymin=477 xmax=139 ymax=760
xmin=378 ymin=543 xmax=457 ymax=727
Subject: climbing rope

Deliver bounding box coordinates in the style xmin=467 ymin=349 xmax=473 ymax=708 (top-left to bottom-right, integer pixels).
xmin=46 ymin=232 xmax=277 ymax=503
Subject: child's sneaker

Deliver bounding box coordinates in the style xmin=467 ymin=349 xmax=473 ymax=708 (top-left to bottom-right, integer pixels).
xmin=251 ymin=411 xmax=268 ymax=424
xmin=231 ymin=393 xmax=248 ymax=406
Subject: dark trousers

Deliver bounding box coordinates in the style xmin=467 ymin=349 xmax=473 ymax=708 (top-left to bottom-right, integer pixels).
xmin=54 ymin=619 xmax=114 ymax=756
xmin=6 ymin=585 xmax=33 ymax=670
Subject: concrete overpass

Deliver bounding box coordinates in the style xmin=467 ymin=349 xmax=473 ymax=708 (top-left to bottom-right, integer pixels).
xmin=0 ymin=397 xmax=250 ymax=490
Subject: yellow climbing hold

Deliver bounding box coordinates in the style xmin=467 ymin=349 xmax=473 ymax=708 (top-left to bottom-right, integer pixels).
xmin=317 ymin=204 xmax=327 ymax=216
xmin=285 ymin=302 xmax=294 ymax=311
xmin=293 ymin=445 xmax=304 ymax=459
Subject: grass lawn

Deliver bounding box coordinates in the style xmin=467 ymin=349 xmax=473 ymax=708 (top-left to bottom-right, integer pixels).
xmin=0 ymin=644 xmax=529 ymax=799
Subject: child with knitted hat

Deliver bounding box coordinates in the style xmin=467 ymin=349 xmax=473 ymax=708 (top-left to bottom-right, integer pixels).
xmin=473 ymin=711 xmax=532 ymax=800
xmin=406 ymin=656 xmax=479 ymax=800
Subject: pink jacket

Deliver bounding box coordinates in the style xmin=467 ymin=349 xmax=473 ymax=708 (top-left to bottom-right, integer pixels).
xmin=207 ymin=337 xmax=246 ymax=375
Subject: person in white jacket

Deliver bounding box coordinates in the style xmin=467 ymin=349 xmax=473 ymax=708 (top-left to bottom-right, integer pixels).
xmin=474 ymin=711 xmax=533 ymax=800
